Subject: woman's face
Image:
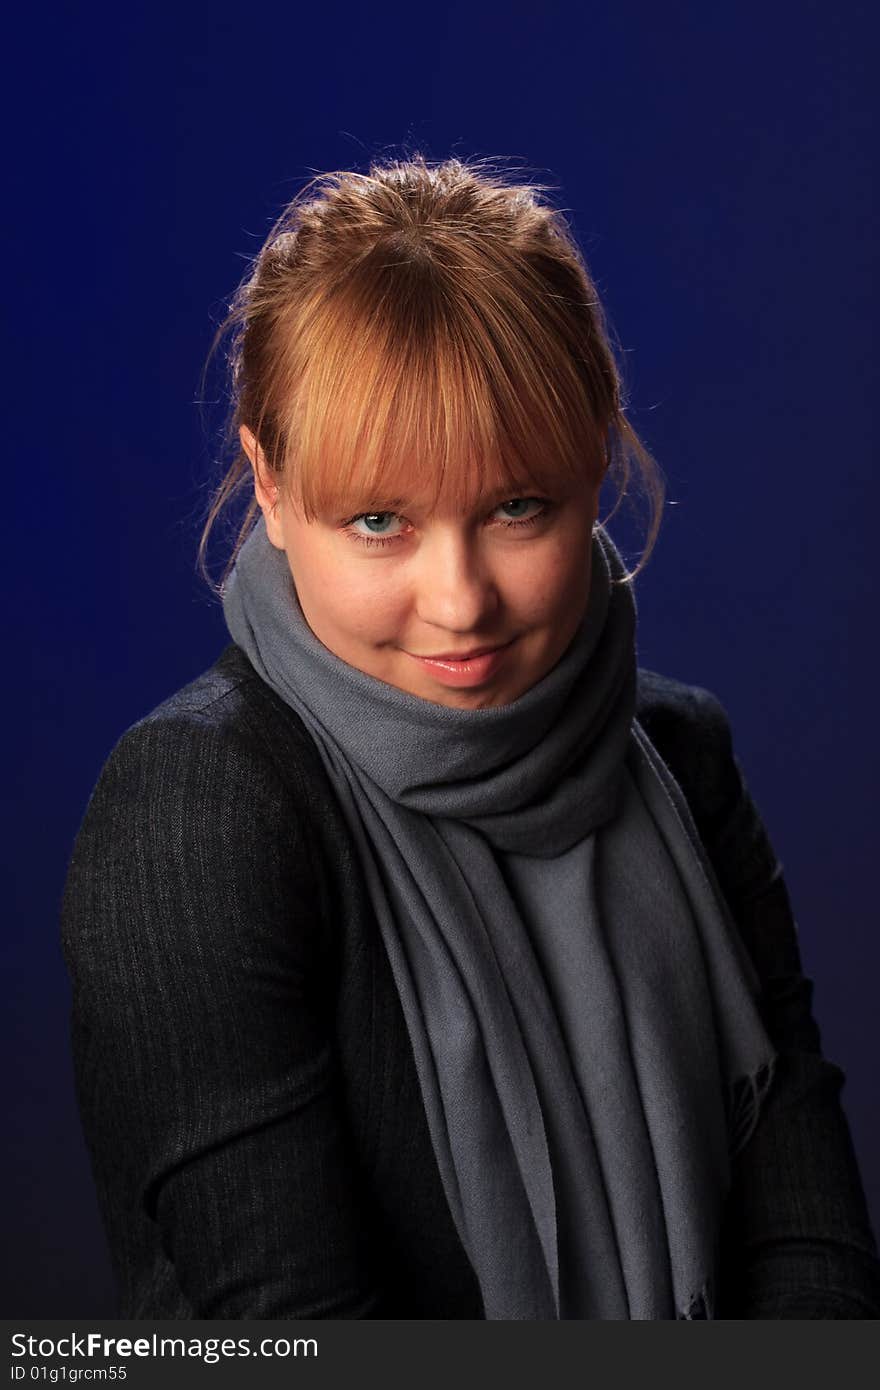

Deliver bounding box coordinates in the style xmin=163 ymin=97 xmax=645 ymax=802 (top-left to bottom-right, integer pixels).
xmin=242 ymin=427 xmax=602 ymax=710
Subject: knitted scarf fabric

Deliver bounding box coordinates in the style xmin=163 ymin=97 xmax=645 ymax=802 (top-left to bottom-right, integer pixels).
xmin=222 ymin=514 xmax=776 ymax=1320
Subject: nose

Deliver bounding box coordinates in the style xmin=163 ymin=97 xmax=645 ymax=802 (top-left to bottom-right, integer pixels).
xmin=412 ymin=526 xmax=501 ymax=634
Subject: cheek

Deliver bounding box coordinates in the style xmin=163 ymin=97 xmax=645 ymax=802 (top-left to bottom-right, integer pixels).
xmin=318 ymin=566 xmax=407 ymax=641
xmin=288 ymin=531 xmax=396 ymax=621
xmin=509 ymin=540 xmax=591 ymax=622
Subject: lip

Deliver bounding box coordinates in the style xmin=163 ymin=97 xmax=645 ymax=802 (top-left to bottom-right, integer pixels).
xmin=406 ymin=638 xmax=517 ymax=688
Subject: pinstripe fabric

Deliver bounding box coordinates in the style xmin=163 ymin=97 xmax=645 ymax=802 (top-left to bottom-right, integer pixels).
xmin=59 ymin=643 xmax=880 ymax=1318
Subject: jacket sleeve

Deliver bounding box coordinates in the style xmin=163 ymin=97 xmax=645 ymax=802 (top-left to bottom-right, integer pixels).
xmin=60 ymin=709 xmax=386 ymax=1319
xmin=662 ymin=685 xmax=880 ymax=1319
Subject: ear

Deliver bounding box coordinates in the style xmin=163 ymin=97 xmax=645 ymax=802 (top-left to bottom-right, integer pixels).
xmin=240 ymin=425 xmax=286 ymax=550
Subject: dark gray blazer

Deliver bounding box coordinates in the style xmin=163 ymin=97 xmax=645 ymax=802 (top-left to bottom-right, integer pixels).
xmin=59 ymin=642 xmax=880 ymax=1319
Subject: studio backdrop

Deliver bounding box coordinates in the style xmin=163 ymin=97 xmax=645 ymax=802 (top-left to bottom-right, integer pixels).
xmin=3 ymin=0 xmax=876 ymax=1316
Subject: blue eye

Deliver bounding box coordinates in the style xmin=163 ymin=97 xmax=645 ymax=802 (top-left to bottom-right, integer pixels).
xmin=361 ymin=513 xmax=399 ymax=534
xmin=344 ymin=511 xmax=411 ymax=547
xmin=340 ymin=498 xmax=553 ymax=549
xmin=350 ymin=508 xmax=405 ymax=533
xmin=492 ymin=497 xmax=544 ymax=522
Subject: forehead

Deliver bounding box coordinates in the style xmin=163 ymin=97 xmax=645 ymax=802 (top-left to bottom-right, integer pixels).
xmin=302 ymin=444 xmax=575 ymax=521
xmin=353 ymin=475 xmax=554 ymax=515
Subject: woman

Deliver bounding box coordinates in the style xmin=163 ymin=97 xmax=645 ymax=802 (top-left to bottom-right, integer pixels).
xmin=60 ymin=154 xmax=880 ymax=1319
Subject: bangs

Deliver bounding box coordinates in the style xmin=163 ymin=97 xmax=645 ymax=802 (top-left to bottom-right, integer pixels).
xmin=201 ymin=158 xmax=666 ymax=594
xmin=270 ymin=259 xmax=608 ymax=522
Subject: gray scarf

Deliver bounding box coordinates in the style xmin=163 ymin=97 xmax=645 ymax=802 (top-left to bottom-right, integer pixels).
xmin=222 ymin=514 xmax=776 ymax=1320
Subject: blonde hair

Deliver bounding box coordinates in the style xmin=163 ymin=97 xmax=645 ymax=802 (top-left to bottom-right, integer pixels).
xmin=197 ymin=153 xmax=666 ymax=591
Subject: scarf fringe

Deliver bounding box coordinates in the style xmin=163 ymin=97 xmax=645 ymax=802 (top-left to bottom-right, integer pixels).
xmin=677 ymin=1055 xmax=778 ymax=1321
xmin=679 ymin=1276 xmax=714 ymax=1319
xmin=728 ymin=1053 xmax=779 ymax=1159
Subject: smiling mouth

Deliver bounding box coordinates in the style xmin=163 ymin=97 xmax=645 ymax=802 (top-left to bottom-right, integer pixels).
xmin=408 ymin=639 xmax=514 ymax=661
xmin=404 ymin=638 xmax=518 ymax=687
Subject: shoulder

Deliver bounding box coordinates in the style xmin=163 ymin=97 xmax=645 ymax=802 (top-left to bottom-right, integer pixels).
xmin=60 ymin=647 xmax=338 ymax=1029
xmin=62 ymin=645 xmax=336 ymax=957
xmin=96 ymin=643 xmax=321 ymax=805
xmin=636 ymin=666 xmax=739 ymax=828
xmin=122 ymin=640 xmax=311 ymax=752
xmin=636 ymin=665 xmax=779 ymax=907
xmin=636 ymin=665 xmax=732 ymax=748
xmin=67 ymin=645 xmax=327 ymax=893
xmin=637 ymin=660 xmax=738 ymax=771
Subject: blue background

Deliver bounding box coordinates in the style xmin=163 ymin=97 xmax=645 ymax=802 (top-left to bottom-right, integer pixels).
xmin=5 ymin=0 xmax=877 ymax=1315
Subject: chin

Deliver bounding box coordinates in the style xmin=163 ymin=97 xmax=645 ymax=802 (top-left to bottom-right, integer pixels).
xmin=446 ymin=677 xmax=527 ymax=708
xmin=434 ymin=690 xmax=511 ymax=711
